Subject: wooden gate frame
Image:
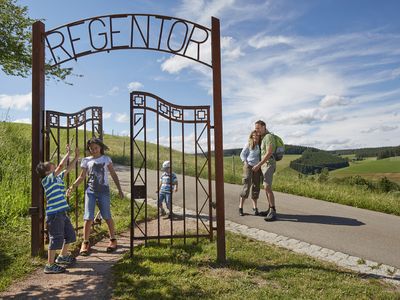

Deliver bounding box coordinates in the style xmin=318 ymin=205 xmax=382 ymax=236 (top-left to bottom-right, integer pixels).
xmin=31 ymin=15 xmax=225 ymax=262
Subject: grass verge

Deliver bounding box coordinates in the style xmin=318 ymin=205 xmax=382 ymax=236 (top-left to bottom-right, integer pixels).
xmin=111 ymin=233 xmax=400 ymax=299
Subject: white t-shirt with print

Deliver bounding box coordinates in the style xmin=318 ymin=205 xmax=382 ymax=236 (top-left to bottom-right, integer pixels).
xmin=81 ymin=155 xmax=112 ymax=192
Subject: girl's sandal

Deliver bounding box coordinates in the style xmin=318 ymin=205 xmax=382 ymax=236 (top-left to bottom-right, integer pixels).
xmin=80 ymin=241 xmax=90 ymax=256
xmin=106 ymin=238 xmax=117 ymax=252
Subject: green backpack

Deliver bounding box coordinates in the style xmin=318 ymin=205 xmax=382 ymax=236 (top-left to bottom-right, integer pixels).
xmin=272 ymin=133 xmax=285 ymax=161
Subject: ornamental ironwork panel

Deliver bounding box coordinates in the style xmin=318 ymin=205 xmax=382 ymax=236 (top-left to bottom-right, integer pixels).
xmin=44 ymin=106 xmax=103 ymax=237
xmin=130 ymin=91 xmax=213 ymax=256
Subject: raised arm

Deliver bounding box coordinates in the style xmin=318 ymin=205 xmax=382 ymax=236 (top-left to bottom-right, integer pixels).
xmin=65 ymin=147 xmax=80 ymax=176
xmin=55 ymin=144 xmax=71 ymax=176
xmin=108 ymin=163 xmax=124 ymax=199
xmin=66 ymin=168 xmax=87 ymax=197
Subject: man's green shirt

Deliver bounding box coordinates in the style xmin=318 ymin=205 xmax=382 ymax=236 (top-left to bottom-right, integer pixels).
xmin=261 ymin=133 xmax=276 ymax=168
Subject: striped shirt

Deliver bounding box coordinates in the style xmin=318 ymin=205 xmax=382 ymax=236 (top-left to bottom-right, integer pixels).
xmin=159 ymin=172 xmax=178 ymax=193
xmin=41 ymin=170 xmax=70 ymax=216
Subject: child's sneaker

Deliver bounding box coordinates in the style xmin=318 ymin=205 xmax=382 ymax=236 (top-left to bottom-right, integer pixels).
xmin=55 ymin=254 xmax=76 ymax=266
xmin=44 ymin=263 xmax=66 ymax=274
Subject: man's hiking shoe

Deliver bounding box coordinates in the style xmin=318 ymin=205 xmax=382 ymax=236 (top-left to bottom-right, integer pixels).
xmin=80 ymin=241 xmax=90 ymax=256
xmin=55 ymin=254 xmax=76 ymax=266
xmin=253 ymin=208 xmax=259 ymax=216
xmin=264 ymin=209 xmax=277 ymax=222
xmin=258 ymin=208 xmax=270 ymax=217
xmin=160 ymin=208 xmax=166 ymax=216
xmin=239 ymin=208 xmax=244 ymax=216
xmin=44 ymin=263 xmax=66 ymax=274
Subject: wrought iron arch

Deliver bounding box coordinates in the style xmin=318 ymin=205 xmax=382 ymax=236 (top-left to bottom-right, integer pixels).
xmin=31 ymin=15 xmax=225 ymax=262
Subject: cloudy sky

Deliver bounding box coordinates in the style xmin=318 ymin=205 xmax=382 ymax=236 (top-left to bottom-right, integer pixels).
xmin=1 ymin=0 xmax=400 ymax=151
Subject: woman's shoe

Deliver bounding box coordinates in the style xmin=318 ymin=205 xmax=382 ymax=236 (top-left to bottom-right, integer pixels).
xmin=106 ymin=238 xmax=118 ymax=252
xmin=80 ymin=241 xmax=90 ymax=256
xmin=239 ymin=208 xmax=244 ymax=216
xmin=253 ymin=208 xmax=259 ymax=216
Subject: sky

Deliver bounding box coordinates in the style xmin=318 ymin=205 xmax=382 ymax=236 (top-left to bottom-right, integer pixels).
xmin=1 ymin=0 xmax=400 ymax=151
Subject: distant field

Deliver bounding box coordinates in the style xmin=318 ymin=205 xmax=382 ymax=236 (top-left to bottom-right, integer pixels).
xmin=331 ymin=157 xmax=400 ymax=184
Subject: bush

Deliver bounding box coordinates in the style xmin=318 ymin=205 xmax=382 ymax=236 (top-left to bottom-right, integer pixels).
xmin=377 ymin=177 xmax=400 ymax=193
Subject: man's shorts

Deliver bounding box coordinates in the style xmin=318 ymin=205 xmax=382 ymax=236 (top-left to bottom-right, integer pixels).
xmin=262 ymin=164 xmax=276 ymax=187
xmin=46 ymin=211 xmax=76 ymax=250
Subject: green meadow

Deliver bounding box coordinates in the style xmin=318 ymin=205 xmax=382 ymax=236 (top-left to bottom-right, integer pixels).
xmin=331 ymin=157 xmax=400 ymax=184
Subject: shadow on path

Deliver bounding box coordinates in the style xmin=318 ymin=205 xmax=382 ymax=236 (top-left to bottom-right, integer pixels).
xmin=277 ymin=213 xmax=365 ymax=226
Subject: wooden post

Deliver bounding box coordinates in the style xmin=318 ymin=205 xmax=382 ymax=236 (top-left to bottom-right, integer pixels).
xmin=30 ymin=21 xmax=45 ymax=256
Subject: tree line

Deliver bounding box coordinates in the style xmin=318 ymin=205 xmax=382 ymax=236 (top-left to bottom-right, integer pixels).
xmin=289 ymin=149 xmax=349 ymax=174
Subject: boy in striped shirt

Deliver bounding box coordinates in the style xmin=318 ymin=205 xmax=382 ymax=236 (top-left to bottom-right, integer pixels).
xmin=36 ymin=145 xmax=79 ymax=274
xmin=158 ymin=160 xmax=178 ymax=218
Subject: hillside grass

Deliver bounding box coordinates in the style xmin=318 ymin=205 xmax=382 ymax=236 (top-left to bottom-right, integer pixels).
xmin=111 ymin=233 xmax=400 ymax=299
xmin=331 ymin=157 xmax=400 ymax=184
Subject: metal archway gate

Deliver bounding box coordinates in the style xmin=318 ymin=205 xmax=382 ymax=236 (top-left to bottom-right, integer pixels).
xmin=130 ymin=91 xmax=213 ymax=254
xmin=31 ymin=14 xmax=225 ymax=262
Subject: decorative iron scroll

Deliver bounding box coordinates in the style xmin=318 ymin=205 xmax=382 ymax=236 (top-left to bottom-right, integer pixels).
xmin=45 ymin=14 xmax=212 ymax=67
xmin=130 ymin=91 xmax=213 ymax=254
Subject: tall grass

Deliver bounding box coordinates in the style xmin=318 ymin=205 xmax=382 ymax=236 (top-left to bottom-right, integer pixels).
xmin=0 ymin=122 xmax=31 ymax=225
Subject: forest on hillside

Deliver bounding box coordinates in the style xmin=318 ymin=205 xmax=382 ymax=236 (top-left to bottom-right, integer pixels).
xmin=290 ymin=149 xmax=349 ymax=174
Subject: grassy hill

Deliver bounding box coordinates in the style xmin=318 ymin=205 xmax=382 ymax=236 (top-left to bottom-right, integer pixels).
xmin=331 ymin=156 xmax=400 ymax=184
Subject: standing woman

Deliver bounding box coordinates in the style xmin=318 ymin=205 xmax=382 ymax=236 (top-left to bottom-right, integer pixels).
xmin=67 ymin=138 xmax=124 ymax=255
xmin=239 ymin=130 xmax=261 ymax=216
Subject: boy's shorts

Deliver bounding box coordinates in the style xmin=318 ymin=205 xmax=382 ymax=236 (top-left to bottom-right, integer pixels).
xmin=46 ymin=211 xmax=76 ymax=250
xmin=159 ymin=192 xmax=172 ymax=208
xmin=84 ymin=189 xmax=112 ymax=220
xmin=262 ymin=164 xmax=276 ymax=187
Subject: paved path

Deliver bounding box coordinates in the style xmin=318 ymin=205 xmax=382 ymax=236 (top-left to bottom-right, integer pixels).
xmin=115 ymin=165 xmax=400 ymax=281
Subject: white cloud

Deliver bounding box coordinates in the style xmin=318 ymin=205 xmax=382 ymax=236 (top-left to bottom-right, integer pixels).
xmin=13 ymin=118 xmax=31 ymax=124
xmin=221 ymin=36 xmax=244 ymax=61
xmin=108 ymin=86 xmax=119 ymax=96
xmin=127 ymin=81 xmax=144 ymax=91
xmin=115 ymin=113 xmax=129 ymax=123
xmin=248 ymin=34 xmax=293 ymax=49
xmin=103 ymin=112 xmax=112 ymax=119
xmin=319 ymin=95 xmax=350 ymax=108
xmin=273 ymin=108 xmax=328 ymax=125
xmin=0 ymin=93 xmax=31 ymax=111
xmin=361 ymin=125 xmax=398 ymax=134
xmin=161 ymin=56 xmax=196 ymax=74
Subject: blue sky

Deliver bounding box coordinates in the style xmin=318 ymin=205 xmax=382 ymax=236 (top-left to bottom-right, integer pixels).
xmin=1 ymin=0 xmax=400 ymax=151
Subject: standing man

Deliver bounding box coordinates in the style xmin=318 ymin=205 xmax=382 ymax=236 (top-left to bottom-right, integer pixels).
xmin=253 ymin=120 xmax=277 ymax=221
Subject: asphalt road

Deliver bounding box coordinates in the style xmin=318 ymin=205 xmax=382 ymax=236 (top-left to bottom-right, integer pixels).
xmin=115 ymin=165 xmax=400 ymax=268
